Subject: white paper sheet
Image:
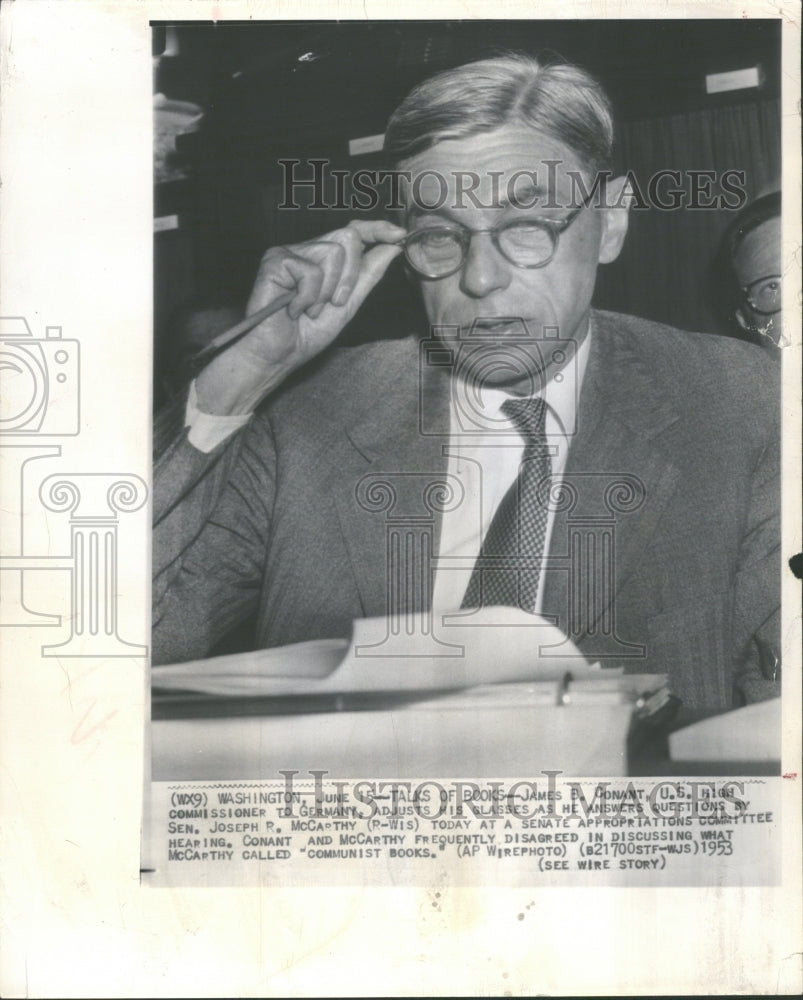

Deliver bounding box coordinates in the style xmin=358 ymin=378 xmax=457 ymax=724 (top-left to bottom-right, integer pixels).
xmin=151 ymin=606 xmax=607 ymax=698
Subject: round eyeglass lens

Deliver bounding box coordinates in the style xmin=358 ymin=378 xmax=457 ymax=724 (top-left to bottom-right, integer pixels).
xmin=749 ymin=277 xmax=781 ymax=313
xmin=497 ymin=221 xmax=555 ymax=266
xmin=406 ymin=229 xmax=464 ymax=276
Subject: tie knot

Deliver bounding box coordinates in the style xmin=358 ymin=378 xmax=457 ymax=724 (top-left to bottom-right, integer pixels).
xmin=501 ymin=396 xmax=547 ymax=440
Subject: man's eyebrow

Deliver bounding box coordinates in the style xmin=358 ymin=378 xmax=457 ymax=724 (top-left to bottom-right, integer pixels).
xmin=404 ymin=179 xmax=562 ymax=223
xmin=502 ymin=178 xmax=551 ymax=210
xmin=405 ymin=204 xmax=456 ymax=225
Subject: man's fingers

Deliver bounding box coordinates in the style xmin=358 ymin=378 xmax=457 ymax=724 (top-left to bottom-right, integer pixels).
xmin=330 ymin=227 xmax=364 ymax=307
xmin=348 ymin=242 xmax=405 ymax=311
xmin=279 ymin=255 xmax=325 ymax=320
xmin=331 ymin=222 xmax=406 ymax=306
xmin=302 ymin=241 xmax=346 ymax=318
xmin=340 ymin=219 xmax=408 ymax=246
xmin=254 ymin=221 xmax=406 ymax=323
xmin=284 ymin=236 xmax=363 ymax=316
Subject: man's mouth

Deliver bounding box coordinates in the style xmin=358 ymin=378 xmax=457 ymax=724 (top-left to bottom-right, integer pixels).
xmin=461 ymin=317 xmax=534 ymax=339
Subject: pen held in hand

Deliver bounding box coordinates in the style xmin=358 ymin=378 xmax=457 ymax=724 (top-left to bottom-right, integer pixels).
xmin=189 ymin=290 xmax=296 ymax=370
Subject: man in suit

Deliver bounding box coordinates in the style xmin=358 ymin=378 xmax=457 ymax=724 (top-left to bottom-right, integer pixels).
xmin=153 ymin=54 xmax=780 ymax=712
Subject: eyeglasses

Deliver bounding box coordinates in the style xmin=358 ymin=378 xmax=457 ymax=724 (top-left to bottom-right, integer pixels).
xmin=401 ymin=204 xmax=586 ymax=279
xmin=742 ymin=274 xmax=782 ymax=316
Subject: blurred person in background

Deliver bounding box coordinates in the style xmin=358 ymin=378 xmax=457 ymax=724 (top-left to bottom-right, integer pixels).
xmin=711 ymin=190 xmax=783 ymax=348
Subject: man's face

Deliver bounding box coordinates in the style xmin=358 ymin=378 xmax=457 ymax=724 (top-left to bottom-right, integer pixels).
xmin=734 ymin=216 xmax=782 ymax=345
xmin=400 ymin=124 xmax=629 ymax=392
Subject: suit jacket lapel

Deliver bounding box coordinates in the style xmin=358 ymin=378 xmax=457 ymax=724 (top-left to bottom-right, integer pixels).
xmin=328 ymin=314 xmax=683 ymax=630
xmin=329 ymin=340 xmax=451 ymax=617
xmin=541 ymin=312 xmax=683 ymax=649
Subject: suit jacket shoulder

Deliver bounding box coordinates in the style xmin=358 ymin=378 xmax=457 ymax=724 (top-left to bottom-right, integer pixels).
xmin=592 ymin=309 xmax=779 ymax=446
xmin=260 ymin=334 xmax=425 ymax=453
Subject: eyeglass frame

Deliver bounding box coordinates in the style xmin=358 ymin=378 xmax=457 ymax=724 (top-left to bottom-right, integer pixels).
xmin=740 ymin=274 xmax=782 ymax=316
xmin=400 ymin=200 xmax=590 ymax=280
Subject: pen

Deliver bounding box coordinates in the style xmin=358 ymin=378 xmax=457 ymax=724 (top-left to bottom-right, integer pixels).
xmin=190 ymin=290 xmax=296 ymax=369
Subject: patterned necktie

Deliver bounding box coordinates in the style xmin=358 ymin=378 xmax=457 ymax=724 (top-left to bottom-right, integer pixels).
xmin=461 ymin=396 xmax=551 ymax=612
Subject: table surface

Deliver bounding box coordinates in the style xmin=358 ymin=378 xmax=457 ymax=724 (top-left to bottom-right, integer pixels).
xmin=151 ymin=683 xmax=635 ymax=781
xmin=150 ymin=682 xmax=781 ymax=782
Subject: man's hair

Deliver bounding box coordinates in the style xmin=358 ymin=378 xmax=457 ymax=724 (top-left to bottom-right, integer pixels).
xmin=384 ymin=53 xmax=614 ymax=174
xmin=726 ymin=190 xmax=781 ymax=261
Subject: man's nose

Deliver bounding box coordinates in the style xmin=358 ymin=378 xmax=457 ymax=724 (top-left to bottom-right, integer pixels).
xmin=458 ymin=232 xmax=512 ymax=298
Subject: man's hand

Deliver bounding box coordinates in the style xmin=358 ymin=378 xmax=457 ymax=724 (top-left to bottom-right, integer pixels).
xmin=195 ymin=219 xmax=406 ymax=415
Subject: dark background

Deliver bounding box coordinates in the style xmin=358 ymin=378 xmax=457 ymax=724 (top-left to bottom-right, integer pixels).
xmin=153 ymin=20 xmax=782 ymax=405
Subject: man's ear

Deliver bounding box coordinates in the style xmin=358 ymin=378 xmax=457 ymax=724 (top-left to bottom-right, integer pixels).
xmin=735 ymin=307 xmax=749 ymax=331
xmin=597 ymin=175 xmax=632 ymax=264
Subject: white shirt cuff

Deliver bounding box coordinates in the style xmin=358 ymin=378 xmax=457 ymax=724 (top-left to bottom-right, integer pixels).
xmin=185 ymin=380 xmax=252 ymax=453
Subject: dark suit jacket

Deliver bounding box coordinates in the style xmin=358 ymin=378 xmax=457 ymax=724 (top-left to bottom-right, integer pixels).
xmin=153 ymin=310 xmax=780 ymax=710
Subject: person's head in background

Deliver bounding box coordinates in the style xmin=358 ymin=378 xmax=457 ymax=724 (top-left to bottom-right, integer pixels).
xmin=726 ymin=191 xmax=782 ymax=347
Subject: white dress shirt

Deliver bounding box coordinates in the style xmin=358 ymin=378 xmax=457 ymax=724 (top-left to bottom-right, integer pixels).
xmin=185 ymin=326 xmax=591 ymax=614
xmin=431 ymin=330 xmax=591 ymax=614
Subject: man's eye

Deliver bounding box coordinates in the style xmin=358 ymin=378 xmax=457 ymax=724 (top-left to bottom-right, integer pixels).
xmin=413 ymin=231 xmax=462 ymax=255
xmin=420 ymin=231 xmax=458 ymax=246
xmin=504 ymin=223 xmax=547 ymax=243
